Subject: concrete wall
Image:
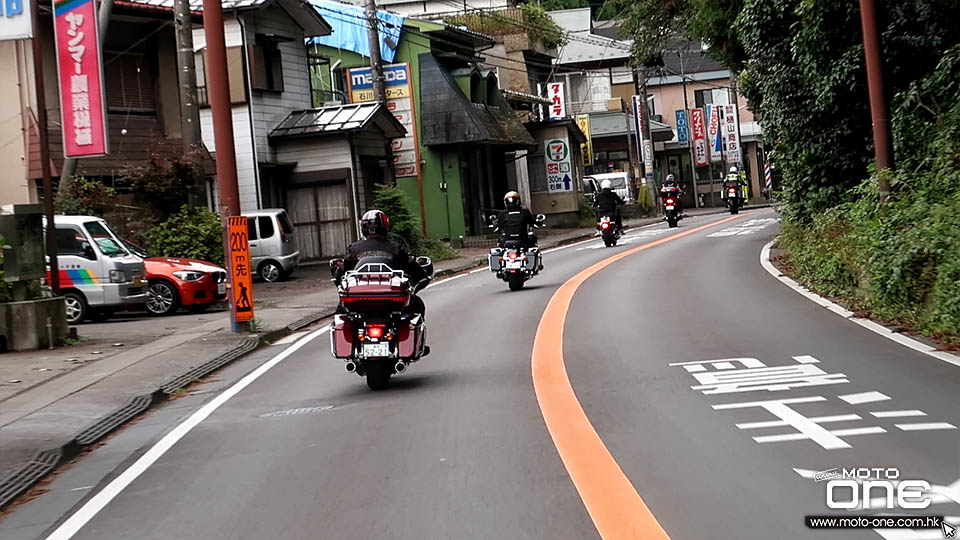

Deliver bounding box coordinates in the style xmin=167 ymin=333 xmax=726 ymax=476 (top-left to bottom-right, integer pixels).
xmin=0 ymin=297 xmax=68 ymax=351
xmin=648 ymin=78 xmax=756 ymax=135
xmin=0 ymin=41 xmax=29 ymax=205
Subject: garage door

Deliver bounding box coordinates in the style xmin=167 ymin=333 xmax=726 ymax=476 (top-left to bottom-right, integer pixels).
xmin=287 ymin=183 xmax=353 ymax=260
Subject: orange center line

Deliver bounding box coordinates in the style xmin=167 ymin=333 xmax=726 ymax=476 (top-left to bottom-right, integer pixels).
xmin=530 ymin=213 xmax=744 ymax=539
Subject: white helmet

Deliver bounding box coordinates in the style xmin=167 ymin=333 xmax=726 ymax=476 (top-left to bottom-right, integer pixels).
xmin=600 ymin=179 xmax=613 ymax=190
xmin=729 ymin=166 xmax=738 ymax=174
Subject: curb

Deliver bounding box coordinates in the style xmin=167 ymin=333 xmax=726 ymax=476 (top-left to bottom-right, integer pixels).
xmin=760 ymin=240 xmax=960 ymax=369
xmin=0 ymin=309 xmax=334 ymax=511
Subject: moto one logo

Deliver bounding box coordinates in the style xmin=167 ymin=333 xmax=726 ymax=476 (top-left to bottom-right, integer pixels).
xmin=825 ymin=468 xmax=932 ymax=510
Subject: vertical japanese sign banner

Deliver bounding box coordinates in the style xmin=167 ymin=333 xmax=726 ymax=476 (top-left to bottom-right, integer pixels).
xmin=227 ymin=217 xmax=254 ymax=323
xmin=54 ymin=0 xmax=108 ymax=157
xmin=631 ymin=95 xmax=646 ymax=167
xmin=691 ymin=108 xmax=708 ymax=167
xmin=348 ymin=63 xmax=420 ymax=178
xmin=0 ymin=0 xmax=33 ymax=40
xmin=544 ymin=138 xmax=573 ymax=193
xmin=706 ymin=104 xmax=722 ymax=162
xmin=724 ymin=103 xmax=742 ymax=164
xmin=547 ymin=82 xmax=566 ymax=120
xmin=675 ymin=110 xmax=688 ymax=144
xmin=575 ymin=114 xmax=593 ymax=166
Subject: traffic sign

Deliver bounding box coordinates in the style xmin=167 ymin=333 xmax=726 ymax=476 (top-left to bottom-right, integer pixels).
xmin=227 ymin=216 xmax=254 ymax=323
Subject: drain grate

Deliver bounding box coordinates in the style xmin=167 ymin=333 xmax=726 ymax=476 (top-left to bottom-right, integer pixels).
xmin=160 ymin=337 xmax=259 ymax=394
xmin=0 ymin=448 xmax=63 ymax=510
xmin=258 ymin=405 xmax=335 ymax=418
xmin=75 ymin=394 xmax=155 ymax=445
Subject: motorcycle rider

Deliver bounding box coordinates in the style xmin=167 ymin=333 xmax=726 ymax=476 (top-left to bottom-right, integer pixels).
xmin=724 ymin=166 xmax=747 ymax=202
xmin=594 ymin=179 xmax=625 ymax=233
xmin=337 ymin=209 xmax=427 ymax=317
xmin=660 ymin=174 xmax=684 ymax=214
xmin=496 ymin=191 xmax=539 ymax=249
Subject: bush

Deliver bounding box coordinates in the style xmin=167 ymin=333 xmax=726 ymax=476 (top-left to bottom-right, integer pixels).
xmin=145 ymin=205 xmax=224 ymax=266
xmin=55 ymin=177 xmax=116 ymax=216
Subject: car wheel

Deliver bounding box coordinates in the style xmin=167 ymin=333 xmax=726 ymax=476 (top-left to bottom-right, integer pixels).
xmin=259 ymin=261 xmax=283 ymax=283
xmin=63 ymin=291 xmax=87 ymax=324
xmin=147 ymin=279 xmax=181 ymax=316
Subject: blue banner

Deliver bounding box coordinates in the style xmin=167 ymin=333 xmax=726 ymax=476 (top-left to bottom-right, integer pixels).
xmin=310 ymin=0 xmax=404 ymax=63
xmin=675 ymin=109 xmax=688 ymax=143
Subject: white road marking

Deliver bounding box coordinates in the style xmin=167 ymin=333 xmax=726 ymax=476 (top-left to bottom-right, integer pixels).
xmin=761 ymin=240 xmax=960 ymax=369
xmin=270 ymin=331 xmax=308 ymax=346
xmin=870 ymin=410 xmax=927 ymax=418
xmin=736 ymin=414 xmax=861 ymax=429
xmin=839 ymin=391 xmax=891 ymax=405
xmin=714 ymin=396 xmax=853 ymax=450
xmin=793 ymin=355 xmax=820 ymax=364
xmin=707 ymin=218 xmax=777 ymax=237
xmin=895 ymin=422 xmax=957 ymax=431
xmin=828 ymin=427 xmax=887 ymax=437
xmin=43 ymin=327 xmax=330 ymax=540
xmin=713 ymin=362 xmax=735 ymax=370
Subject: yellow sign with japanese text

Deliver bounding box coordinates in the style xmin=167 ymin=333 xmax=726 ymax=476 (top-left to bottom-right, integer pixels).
xmin=576 ymin=114 xmax=593 ymax=166
xmin=227 ymin=216 xmax=254 ymax=323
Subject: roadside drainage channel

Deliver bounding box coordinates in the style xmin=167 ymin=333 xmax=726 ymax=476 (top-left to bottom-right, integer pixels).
xmin=0 ymin=310 xmax=334 ymax=512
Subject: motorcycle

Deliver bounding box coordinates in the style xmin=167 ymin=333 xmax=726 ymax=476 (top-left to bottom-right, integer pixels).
xmin=661 ymin=186 xmax=683 ymax=228
xmin=488 ymin=214 xmax=546 ymax=291
xmin=726 ymin=185 xmax=741 ymax=215
xmin=597 ymin=215 xmax=620 ymax=247
xmin=328 ymin=256 xmax=433 ymax=390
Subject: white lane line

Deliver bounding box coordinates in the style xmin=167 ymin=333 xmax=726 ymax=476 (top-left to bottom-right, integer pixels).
xmin=838 ymin=391 xmax=891 ymax=405
xmin=270 ymin=331 xmax=308 ymax=346
xmin=761 ymin=240 xmax=960 ymax=368
xmin=44 ymin=327 xmax=330 ymax=540
xmin=895 ymin=422 xmax=957 ymax=431
xmin=871 ymin=410 xmax=927 ymax=418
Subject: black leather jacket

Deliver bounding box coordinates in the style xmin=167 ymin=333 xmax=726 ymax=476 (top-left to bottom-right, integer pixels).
xmin=343 ymin=236 xmax=427 ymax=283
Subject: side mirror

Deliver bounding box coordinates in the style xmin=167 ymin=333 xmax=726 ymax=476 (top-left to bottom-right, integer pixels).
xmin=415 ymin=256 xmax=432 ymax=268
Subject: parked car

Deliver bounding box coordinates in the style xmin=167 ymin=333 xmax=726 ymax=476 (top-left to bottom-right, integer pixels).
xmin=122 ymin=241 xmax=228 ymax=316
xmin=242 ymin=209 xmax=299 ymax=282
xmin=44 ymin=216 xmax=147 ymax=324
xmin=584 ymin=172 xmax=634 ymax=203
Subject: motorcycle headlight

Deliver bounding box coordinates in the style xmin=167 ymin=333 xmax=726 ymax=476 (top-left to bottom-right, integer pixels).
xmin=109 ymin=270 xmax=127 ymax=283
xmin=173 ymin=270 xmax=205 ymax=282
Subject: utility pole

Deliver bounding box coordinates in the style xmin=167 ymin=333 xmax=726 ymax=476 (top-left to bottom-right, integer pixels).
xmin=33 ymin=0 xmax=57 ymax=293
xmin=363 ymin=0 xmax=394 ymax=185
xmin=633 ymin=68 xmax=658 ymax=212
xmin=679 ymin=50 xmax=700 ymax=208
xmin=728 ymin=74 xmax=745 ymax=166
xmin=203 ymin=0 xmax=245 ymax=331
xmin=175 ymin=0 xmax=207 ymax=207
xmin=56 ymin=0 xmax=113 ymax=198
xmin=858 ymin=0 xmax=893 ymax=200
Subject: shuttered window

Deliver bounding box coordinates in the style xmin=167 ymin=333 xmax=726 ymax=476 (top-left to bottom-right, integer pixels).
xmin=104 ymin=52 xmax=155 ymax=113
xmin=249 ymin=42 xmax=283 ymax=92
xmin=195 ymin=47 xmax=248 ymax=106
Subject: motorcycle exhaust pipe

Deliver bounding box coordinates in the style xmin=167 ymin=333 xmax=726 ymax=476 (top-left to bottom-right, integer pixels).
xmin=344 ymin=361 xmax=357 ymax=373
xmin=394 ymin=361 xmax=407 ymax=374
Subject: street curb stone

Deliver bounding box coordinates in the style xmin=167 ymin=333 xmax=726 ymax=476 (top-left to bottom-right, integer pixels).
xmin=0 ymin=310 xmax=334 ymax=511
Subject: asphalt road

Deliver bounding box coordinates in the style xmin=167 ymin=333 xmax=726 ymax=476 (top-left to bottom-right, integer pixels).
xmin=5 ymin=209 xmax=958 ymax=540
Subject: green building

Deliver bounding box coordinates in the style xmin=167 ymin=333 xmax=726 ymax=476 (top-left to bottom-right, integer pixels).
xmin=309 ymin=10 xmax=537 ymax=240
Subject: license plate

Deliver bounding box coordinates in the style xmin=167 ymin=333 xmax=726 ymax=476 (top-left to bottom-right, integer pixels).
xmin=665 ymin=205 xmax=674 ymax=210
xmin=133 ymin=276 xmax=143 ymax=287
xmin=506 ymin=259 xmax=523 ymax=269
xmin=363 ymin=342 xmax=391 ymax=358
xmin=217 ymin=282 xmax=226 ymax=295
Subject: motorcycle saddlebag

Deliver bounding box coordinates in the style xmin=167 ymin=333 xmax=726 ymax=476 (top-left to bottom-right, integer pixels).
xmin=395 ymin=315 xmax=425 ymax=360
xmin=489 ymin=248 xmax=504 ymax=272
xmin=524 ymin=249 xmax=539 ymax=272
xmin=329 ymin=315 xmax=355 ymax=358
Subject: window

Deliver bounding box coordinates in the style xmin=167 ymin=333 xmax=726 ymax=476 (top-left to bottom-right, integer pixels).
xmin=694 ymin=88 xmax=730 ymax=109
xmin=470 ymin=73 xmax=483 ymax=104
xmin=251 ymin=42 xmax=284 ymax=92
xmin=247 ymin=217 xmax=258 ymax=240
xmin=104 ymin=52 xmax=155 ymax=113
xmin=278 ymin=211 xmax=294 ymax=234
xmin=195 ymin=47 xmax=248 ymax=106
xmin=56 ymin=228 xmax=93 ymax=259
xmin=258 ymin=216 xmax=275 ymax=239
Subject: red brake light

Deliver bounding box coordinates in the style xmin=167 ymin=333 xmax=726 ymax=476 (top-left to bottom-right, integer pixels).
xmin=508 ymin=252 xmax=519 ymax=260
xmin=601 ymin=222 xmax=610 ymax=229
xmin=666 ymin=198 xmax=675 ymax=205
xmin=367 ymin=325 xmax=384 ymax=338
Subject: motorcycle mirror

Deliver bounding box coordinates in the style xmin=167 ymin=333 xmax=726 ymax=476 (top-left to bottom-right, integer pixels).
xmin=488 ymin=215 xmax=498 ymax=225
xmin=415 ymin=256 xmax=432 ymax=268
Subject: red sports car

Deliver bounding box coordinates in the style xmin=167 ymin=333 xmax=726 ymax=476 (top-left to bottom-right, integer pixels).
xmin=121 ymin=240 xmax=227 ymax=316
xmin=143 ymin=257 xmax=228 ymax=316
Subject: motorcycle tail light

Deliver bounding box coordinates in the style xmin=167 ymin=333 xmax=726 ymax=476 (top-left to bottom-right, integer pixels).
xmin=367 ymin=325 xmax=385 ymax=339
xmin=601 ymin=222 xmax=610 ymax=229
xmin=728 ymin=189 xmax=736 ymax=194
xmin=508 ymin=252 xmax=519 ymax=260
xmin=666 ymin=198 xmax=675 ymax=205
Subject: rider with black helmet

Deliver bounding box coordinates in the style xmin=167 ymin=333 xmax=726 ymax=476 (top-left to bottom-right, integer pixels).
xmin=496 ymin=191 xmax=539 ymax=249
xmin=339 ymin=209 xmax=428 ymax=316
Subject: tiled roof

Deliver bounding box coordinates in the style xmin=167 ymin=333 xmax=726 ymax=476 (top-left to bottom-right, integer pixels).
xmin=119 ymin=0 xmax=269 ymax=11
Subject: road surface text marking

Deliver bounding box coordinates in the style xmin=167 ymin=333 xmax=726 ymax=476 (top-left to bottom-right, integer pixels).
xmin=531 ymin=213 xmax=742 ymax=539
xmin=43 ymin=327 xmax=330 ymax=540
xmin=706 ymin=218 xmax=777 ymax=237
xmin=839 ymin=391 xmax=891 ymax=405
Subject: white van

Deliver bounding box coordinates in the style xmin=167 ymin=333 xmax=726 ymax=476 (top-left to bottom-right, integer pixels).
xmin=584 ymin=172 xmax=634 ymax=203
xmin=45 ymin=216 xmax=147 ymax=323
xmin=242 ymin=209 xmax=300 ymax=282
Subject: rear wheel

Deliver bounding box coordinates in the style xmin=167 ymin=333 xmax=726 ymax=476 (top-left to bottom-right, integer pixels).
xmin=63 ymin=291 xmax=87 ymax=324
xmin=259 ymin=261 xmax=283 ymax=283
xmin=730 ymin=204 xmax=740 ymax=215
xmin=507 ymin=273 xmax=525 ymax=291
xmin=365 ymin=360 xmax=391 ymax=391
xmin=667 ymin=216 xmax=679 ymax=228
xmin=147 ymin=279 xmax=181 ymax=316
